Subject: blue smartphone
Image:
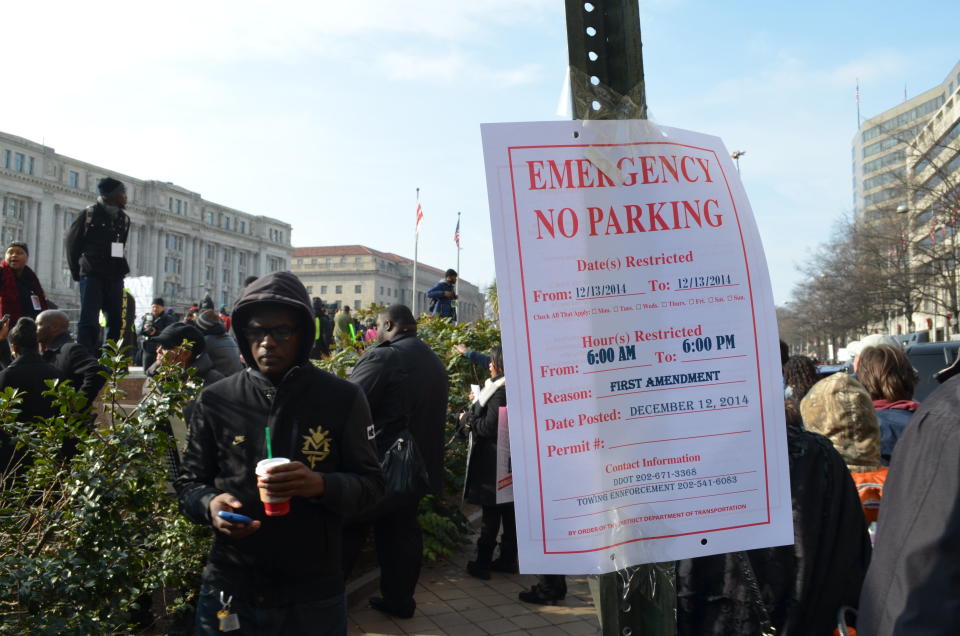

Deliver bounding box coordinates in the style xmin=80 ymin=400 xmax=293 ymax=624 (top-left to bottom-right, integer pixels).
xmin=218 ymin=510 xmax=253 ymax=525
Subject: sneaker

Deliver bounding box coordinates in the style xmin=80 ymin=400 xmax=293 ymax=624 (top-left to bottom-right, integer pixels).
xmin=369 ymin=596 xmax=416 ymax=619
xmin=518 ymin=584 xmax=565 ymax=606
xmin=466 ymin=560 xmax=492 ymax=580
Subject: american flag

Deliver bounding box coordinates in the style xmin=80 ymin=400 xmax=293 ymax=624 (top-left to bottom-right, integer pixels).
xmin=454 ymin=217 xmax=461 ymax=249
xmin=416 ymin=202 xmax=423 ymax=234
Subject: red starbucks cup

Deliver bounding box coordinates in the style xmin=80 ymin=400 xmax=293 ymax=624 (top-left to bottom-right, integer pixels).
xmin=255 ymin=457 xmax=291 ymax=516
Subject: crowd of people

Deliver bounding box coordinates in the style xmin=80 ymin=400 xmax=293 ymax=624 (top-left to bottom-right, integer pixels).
xmin=1 ymin=175 xmax=958 ymax=635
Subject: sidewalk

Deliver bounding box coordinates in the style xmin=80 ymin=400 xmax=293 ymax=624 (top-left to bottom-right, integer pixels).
xmin=347 ymin=543 xmax=600 ymax=636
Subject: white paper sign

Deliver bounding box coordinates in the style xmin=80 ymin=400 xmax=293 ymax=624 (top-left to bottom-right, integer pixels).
xmin=481 ymin=120 xmax=791 ymax=575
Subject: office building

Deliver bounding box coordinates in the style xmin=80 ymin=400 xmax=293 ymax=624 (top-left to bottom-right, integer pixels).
xmin=291 ymin=245 xmax=485 ymax=322
xmin=0 ymin=131 xmax=292 ymax=314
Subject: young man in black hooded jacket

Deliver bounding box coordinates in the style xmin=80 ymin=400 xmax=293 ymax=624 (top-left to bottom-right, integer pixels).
xmin=175 ymin=271 xmax=383 ymax=635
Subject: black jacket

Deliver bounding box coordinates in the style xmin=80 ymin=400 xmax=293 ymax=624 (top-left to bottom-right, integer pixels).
xmin=349 ymin=331 xmax=449 ymax=496
xmin=0 ymin=353 xmax=64 ymax=472
xmin=140 ymin=312 xmax=175 ymax=355
xmin=65 ymin=202 xmax=130 ymax=281
xmin=42 ymin=332 xmax=105 ymax=406
xmin=463 ymin=378 xmax=505 ymax=507
xmin=677 ymin=420 xmax=871 ymax=636
xmin=199 ymin=322 xmax=243 ymax=377
xmin=858 ymin=375 xmax=960 ymax=635
xmin=174 ymin=271 xmax=383 ymax=603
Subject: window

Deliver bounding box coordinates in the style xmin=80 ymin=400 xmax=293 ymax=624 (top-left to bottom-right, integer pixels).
xmin=222 ymin=215 xmax=230 ymax=229
xmin=27 ymin=157 xmax=34 ymax=175
xmin=168 ymin=197 xmax=173 ymax=211
xmin=307 ymin=286 xmax=313 ymax=295
xmin=68 ymin=170 xmax=79 ymax=188
xmin=223 ymin=251 xmax=231 ymax=265
xmin=165 ymin=234 xmax=183 ymax=251
xmin=238 ymin=271 xmax=246 ymax=285
xmin=320 ymin=285 xmax=327 ymax=294
xmin=335 ymin=285 xmax=342 ymax=294
xmin=163 ymin=281 xmax=177 ymax=296
xmin=354 ymin=285 xmax=362 ymax=293
xmin=355 ymin=256 xmax=360 ymax=264
xmin=380 ymin=286 xmax=384 ymax=295
xmin=164 ymin=257 xmax=182 ymax=274
xmin=3 ymin=197 xmax=25 ymax=219
xmin=222 ymin=291 xmax=229 ymax=306
xmin=2 ymin=150 xmax=8 ymax=169
xmin=355 ymin=300 xmax=361 ymax=309
xmin=14 ymin=153 xmax=24 ymax=172
xmin=239 ymin=252 xmax=246 ymax=266
xmin=206 ymin=266 xmax=213 ymax=281
xmin=206 ymin=210 xmax=215 ymax=224
xmin=206 ymin=244 xmax=215 ymax=260
xmin=238 ymin=220 xmax=246 ymax=234
xmin=223 ymin=269 xmax=230 ymax=283
xmin=176 ymin=199 xmax=182 ymax=214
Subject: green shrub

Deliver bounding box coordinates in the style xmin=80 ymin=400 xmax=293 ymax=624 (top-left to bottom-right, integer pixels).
xmin=317 ymin=313 xmax=502 ymax=561
xmin=0 ymin=342 xmax=209 ymax=634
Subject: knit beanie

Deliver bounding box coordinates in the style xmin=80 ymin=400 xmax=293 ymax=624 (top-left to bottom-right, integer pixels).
xmin=97 ymin=177 xmax=125 ymax=198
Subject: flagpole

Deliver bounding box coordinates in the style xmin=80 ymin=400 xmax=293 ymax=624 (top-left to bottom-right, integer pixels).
xmin=455 ymin=211 xmax=461 ymax=301
xmin=413 ymin=187 xmax=420 ymax=315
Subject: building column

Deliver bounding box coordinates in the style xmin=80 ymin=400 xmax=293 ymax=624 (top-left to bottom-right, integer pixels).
xmin=51 ymin=204 xmax=63 ymax=289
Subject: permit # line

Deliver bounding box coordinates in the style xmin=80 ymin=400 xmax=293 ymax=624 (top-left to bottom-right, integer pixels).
xmin=608 ymin=429 xmax=751 ymax=450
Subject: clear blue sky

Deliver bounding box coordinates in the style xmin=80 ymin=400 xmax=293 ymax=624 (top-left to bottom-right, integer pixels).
xmin=3 ymin=1 xmax=957 ymax=304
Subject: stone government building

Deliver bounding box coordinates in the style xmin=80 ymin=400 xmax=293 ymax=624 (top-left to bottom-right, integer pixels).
xmin=292 ymin=245 xmax=485 ymax=323
xmin=0 ymin=131 xmax=292 ymax=315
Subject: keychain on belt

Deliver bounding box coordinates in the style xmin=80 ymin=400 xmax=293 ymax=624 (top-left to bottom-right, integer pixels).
xmin=217 ymin=590 xmax=240 ymax=632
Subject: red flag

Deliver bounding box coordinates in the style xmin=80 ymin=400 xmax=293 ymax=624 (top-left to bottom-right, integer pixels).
xmin=416 ymin=202 xmax=424 ymax=234
xmin=454 ymin=217 xmax=461 ymax=249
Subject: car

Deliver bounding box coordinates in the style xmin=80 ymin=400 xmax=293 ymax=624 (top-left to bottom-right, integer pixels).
xmin=905 ymin=341 xmax=960 ymax=402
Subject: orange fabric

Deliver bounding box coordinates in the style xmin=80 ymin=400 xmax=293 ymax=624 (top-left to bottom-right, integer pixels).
xmin=851 ymin=468 xmax=888 ymax=524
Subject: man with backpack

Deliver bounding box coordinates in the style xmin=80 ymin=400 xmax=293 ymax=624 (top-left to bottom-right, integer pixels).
xmin=65 ymin=177 xmax=131 ymax=354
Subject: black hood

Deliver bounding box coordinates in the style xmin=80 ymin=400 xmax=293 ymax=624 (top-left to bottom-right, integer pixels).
xmin=230 ymin=271 xmax=315 ymax=368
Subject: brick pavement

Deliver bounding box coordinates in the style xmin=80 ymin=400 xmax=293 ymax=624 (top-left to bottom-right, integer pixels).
xmin=347 ymin=545 xmax=600 ymax=636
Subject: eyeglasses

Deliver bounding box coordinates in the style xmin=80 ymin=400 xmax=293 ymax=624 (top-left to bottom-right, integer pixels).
xmin=245 ymin=325 xmax=296 ymax=343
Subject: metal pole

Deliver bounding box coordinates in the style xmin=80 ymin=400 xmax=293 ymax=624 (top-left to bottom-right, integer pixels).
xmin=564 ymin=2 xmax=675 ymax=634
xmin=455 ymin=211 xmax=461 ymax=299
xmin=413 ymin=187 xmax=420 ymax=315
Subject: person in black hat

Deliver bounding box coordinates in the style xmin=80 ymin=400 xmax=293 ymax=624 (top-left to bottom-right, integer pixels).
xmin=147 ymin=322 xmax=224 ymax=389
xmin=140 ymin=297 xmax=175 ymax=370
xmin=196 ymin=309 xmax=243 ymax=377
xmin=65 ymin=177 xmax=131 ymax=354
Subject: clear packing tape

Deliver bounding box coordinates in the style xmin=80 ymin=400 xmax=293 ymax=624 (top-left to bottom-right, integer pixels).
xmin=589 ymin=562 xmax=676 ymax=636
xmin=585 ymin=504 xmax=677 ymax=635
xmin=568 ymin=65 xmax=648 ymax=121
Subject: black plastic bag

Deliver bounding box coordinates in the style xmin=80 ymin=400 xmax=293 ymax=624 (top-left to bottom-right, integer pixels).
xmin=381 ymin=430 xmax=431 ymax=499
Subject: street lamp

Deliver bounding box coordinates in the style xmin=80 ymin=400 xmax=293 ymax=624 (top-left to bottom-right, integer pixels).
xmin=731 ymin=150 xmax=746 ymax=174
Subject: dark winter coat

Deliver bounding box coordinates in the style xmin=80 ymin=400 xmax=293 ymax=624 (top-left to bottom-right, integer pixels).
xmin=174 ymin=271 xmax=383 ymax=604
xmin=677 ymin=419 xmax=871 ymax=636
xmin=140 ymin=311 xmax=175 ymax=360
xmin=348 ymin=331 xmax=449 ymax=496
xmin=0 ymin=353 xmax=64 ymax=473
xmin=463 ymin=377 xmax=505 ymax=507
xmin=873 ymin=399 xmax=918 ymax=466
xmin=427 ymin=280 xmax=456 ymax=319
xmin=65 ymin=202 xmax=130 ymax=281
xmin=41 ymin=332 xmax=105 ymax=406
xmin=0 ymin=260 xmax=48 ymax=322
xmin=858 ymin=376 xmax=960 ymax=635
xmin=200 ymin=322 xmax=243 ymax=377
